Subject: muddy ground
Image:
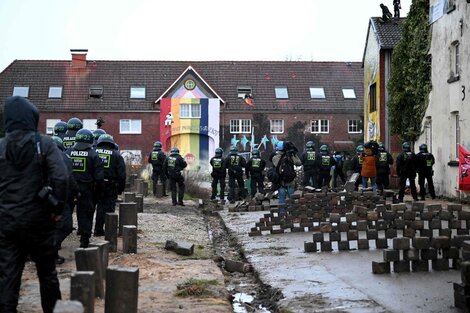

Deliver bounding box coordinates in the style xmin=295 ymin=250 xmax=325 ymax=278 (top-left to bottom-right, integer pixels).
xmin=17 ymin=195 xmax=245 ymax=313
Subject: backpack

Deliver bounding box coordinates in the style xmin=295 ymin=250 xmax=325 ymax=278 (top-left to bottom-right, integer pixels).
xmin=278 ymin=156 xmax=296 ymax=183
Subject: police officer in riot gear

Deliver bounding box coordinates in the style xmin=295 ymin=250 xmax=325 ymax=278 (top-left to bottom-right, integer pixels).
xmin=376 ymin=142 xmax=394 ymax=193
xmin=416 ymin=143 xmax=436 ymax=200
xmin=148 ymin=141 xmax=168 ymax=197
xmin=63 ymin=117 xmax=83 ymax=150
xmin=224 ymin=146 xmax=247 ymax=204
xmin=301 ymin=141 xmax=320 ymax=188
xmin=246 ymin=148 xmax=266 ymax=197
xmin=164 ymin=147 xmax=187 ymax=206
xmin=94 ymin=134 xmax=126 ymax=236
xmin=67 ymin=129 xmax=104 ymax=247
xmin=92 ymin=128 xmax=106 ymax=148
xmin=332 ymin=150 xmax=346 ymax=187
xmin=318 ymin=144 xmax=336 ymax=188
xmin=51 ymin=136 xmax=78 ymax=264
xmin=351 ymin=145 xmax=365 ymax=191
xmin=396 ymin=142 xmax=418 ymax=202
xmin=0 ymin=96 xmax=68 ymax=313
xmin=210 ymin=147 xmax=226 ymax=202
xmin=53 ymin=121 xmax=68 ymax=139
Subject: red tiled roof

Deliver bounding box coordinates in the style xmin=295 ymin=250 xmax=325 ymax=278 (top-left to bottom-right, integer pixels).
xmin=0 ymin=60 xmax=363 ymax=113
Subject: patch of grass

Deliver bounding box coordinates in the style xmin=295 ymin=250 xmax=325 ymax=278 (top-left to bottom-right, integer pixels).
xmin=175 ymin=278 xmax=220 ymax=297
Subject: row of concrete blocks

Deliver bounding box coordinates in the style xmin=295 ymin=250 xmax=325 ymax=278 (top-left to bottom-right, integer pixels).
xmin=122 ymin=192 xmax=144 ymax=213
xmin=104 ymin=209 xmax=137 ymax=254
xmin=454 ymin=242 xmax=470 ymax=310
xmin=128 ymin=176 xmax=149 ymax=197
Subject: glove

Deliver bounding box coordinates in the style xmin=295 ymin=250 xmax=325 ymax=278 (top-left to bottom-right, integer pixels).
xmin=288 ymin=149 xmax=295 ymax=156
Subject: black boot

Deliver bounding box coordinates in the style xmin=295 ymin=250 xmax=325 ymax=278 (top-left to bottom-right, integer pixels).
xmin=80 ymin=236 xmax=89 ymax=248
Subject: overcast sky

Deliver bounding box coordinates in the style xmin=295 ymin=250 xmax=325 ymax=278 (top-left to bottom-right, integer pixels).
xmin=0 ymin=0 xmax=411 ymax=72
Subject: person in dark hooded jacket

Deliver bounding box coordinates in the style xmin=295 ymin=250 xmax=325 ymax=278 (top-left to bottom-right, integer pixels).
xmin=0 ymin=96 xmax=68 ymax=313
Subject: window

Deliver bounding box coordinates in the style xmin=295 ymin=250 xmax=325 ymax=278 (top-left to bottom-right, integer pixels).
xmin=12 ymin=86 xmax=29 ymax=97
xmin=342 ymin=88 xmax=356 ymax=99
xmin=46 ymin=119 xmax=61 ymax=135
xmin=453 ymin=41 xmax=460 ymax=76
xmin=120 ymin=119 xmax=142 ymax=134
xmin=275 ymin=87 xmax=288 ymax=99
xmin=120 ymin=150 xmax=142 ymax=165
xmin=369 ymin=83 xmax=377 ymax=112
xmin=237 ymin=86 xmax=252 ymax=99
xmin=454 ymin=112 xmax=460 ymax=160
xmin=310 ymin=87 xmax=325 ymax=99
xmin=130 ymin=87 xmax=145 ymax=99
xmin=89 ymin=86 xmax=103 ymax=98
xmin=180 ymin=103 xmax=201 ymax=118
xmin=311 ymin=119 xmax=329 ymax=133
xmin=83 ymin=119 xmax=98 ymax=131
xmin=230 ymin=119 xmax=251 ymax=134
xmin=348 ymin=120 xmax=362 ymax=133
xmin=48 ymin=86 xmax=63 ymax=98
xmin=270 ymin=119 xmax=284 ymax=134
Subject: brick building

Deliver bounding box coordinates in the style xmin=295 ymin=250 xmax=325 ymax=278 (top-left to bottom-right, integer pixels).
xmin=0 ymin=50 xmax=363 ymax=169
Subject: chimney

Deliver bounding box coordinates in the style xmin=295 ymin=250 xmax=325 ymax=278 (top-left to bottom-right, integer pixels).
xmin=70 ymin=49 xmax=88 ymax=68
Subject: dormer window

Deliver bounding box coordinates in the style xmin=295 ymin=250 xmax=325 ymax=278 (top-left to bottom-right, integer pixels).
xmin=310 ymin=87 xmax=325 ymax=99
xmin=275 ymin=87 xmax=288 ymax=99
xmin=342 ymin=88 xmax=356 ymax=99
xmin=237 ymin=86 xmax=252 ymax=99
xmin=12 ymin=86 xmax=29 ymax=97
xmin=130 ymin=87 xmax=146 ymax=99
xmin=89 ymin=86 xmax=103 ymax=99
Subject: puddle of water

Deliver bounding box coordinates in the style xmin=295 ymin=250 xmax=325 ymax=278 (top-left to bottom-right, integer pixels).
xmin=232 ymin=292 xmax=271 ymax=313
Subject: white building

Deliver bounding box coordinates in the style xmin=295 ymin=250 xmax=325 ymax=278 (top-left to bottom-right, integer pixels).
xmin=419 ymin=0 xmax=470 ymax=199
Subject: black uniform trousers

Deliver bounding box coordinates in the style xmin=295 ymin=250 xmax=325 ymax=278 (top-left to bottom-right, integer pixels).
xmin=376 ymin=172 xmax=390 ymax=191
xmin=398 ymin=175 xmax=418 ymax=201
xmin=332 ymin=167 xmax=346 ymax=187
xmin=211 ymin=175 xmax=225 ymax=200
xmin=318 ymin=171 xmax=331 ymax=188
xmin=249 ymin=173 xmax=265 ymax=197
xmin=169 ymin=174 xmax=185 ymax=204
xmin=418 ymin=172 xmax=436 ymax=200
xmin=152 ymin=169 xmax=167 ymax=195
xmin=95 ymin=181 xmax=117 ymax=234
xmin=55 ymin=201 xmax=73 ymax=248
xmin=228 ymin=173 xmax=246 ymax=202
xmin=303 ymin=169 xmax=318 ymax=188
xmin=0 ymin=225 xmax=61 ymax=313
xmin=76 ymin=182 xmax=96 ymax=241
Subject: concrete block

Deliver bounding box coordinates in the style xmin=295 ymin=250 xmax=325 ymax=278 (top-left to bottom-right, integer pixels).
xmin=338 ymin=241 xmax=350 ymax=251
xmin=105 ymin=213 xmax=118 ymax=252
xmin=105 ymin=267 xmax=139 ymax=313
xmin=461 ymin=262 xmax=470 ymax=285
xmin=413 ymin=237 xmax=431 ymax=250
xmin=463 ymin=250 xmax=470 ymax=261
xmin=458 ymin=210 xmax=470 ymax=220
xmin=358 ymin=239 xmax=369 ymax=250
xmin=304 ymin=242 xmax=317 ymax=253
xmin=89 ymin=241 xmax=109 ymax=277
xmin=347 ymin=230 xmax=358 ymax=241
xmin=367 ymin=229 xmax=379 ymax=240
xmin=420 ymin=211 xmax=434 ymax=221
xmin=175 ymin=241 xmax=195 ymax=256
xmin=426 ymin=203 xmax=442 ymax=213
xmin=70 ymin=271 xmax=94 ymax=313
xmin=376 ymin=219 xmax=388 ymax=230
xmin=429 ymin=219 xmax=442 ymax=229
xmin=450 ymin=220 xmax=463 ymax=229
xmin=443 ymin=247 xmax=460 ymax=259
xmin=419 ymin=229 xmax=432 ymax=237
xmin=123 ymin=192 xmax=136 ymax=203
xmin=432 ymin=259 xmax=449 ymax=271
xmin=411 ymin=220 xmax=425 ymax=230
xmin=431 ymin=236 xmax=451 ymax=249
xmin=393 ymin=261 xmax=410 ymax=273
xmin=403 ymin=228 xmax=416 ymax=238
xmin=329 ymin=213 xmax=341 ymax=224
xmin=338 ymin=222 xmax=349 ymax=232
xmin=271 ymin=229 xmax=284 ymax=234
xmin=122 ymin=225 xmax=137 ymax=254
xmin=447 ymin=204 xmax=463 ymax=212
xmin=74 ymin=247 xmax=104 ymax=298
xmin=376 ymin=238 xmax=388 ymax=249
xmin=356 ymin=220 xmax=368 ymax=231
xmin=457 ymin=229 xmax=470 ymax=235
xmin=411 ymin=260 xmax=429 ymax=272
xmin=403 ymin=249 xmax=420 ymax=261
xmin=155 ymin=184 xmax=164 ymax=198
xmin=375 ymin=204 xmax=387 ymax=213
xmin=403 ymin=211 xmax=415 ymax=221
xmin=439 ymin=228 xmax=452 ymax=238
xmin=346 ymin=212 xmax=358 ymax=223
xmin=383 ymin=249 xmax=400 ymax=262
xmin=391 ymin=203 xmax=407 ymax=213
xmin=372 ymin=261 xmax=391 ymax=274
xmin=118 ymin=202 xmax=138 ymax=236
xmin=329 ymin=232 xmax=341 ymax=242
xmin=54 ymin=301 xmax=84 ymax=313
xmin=225 ymin=259 xmax=249 ymax=273
xmin=367 ymin=211 xmax=379 ymax=222
xmin=312 ymin=232 xmax=324 ymax=242
xmin=382 ymin=211 xmax=396 ymax=221
xmin=411 ymin=202 xmax=425 ymax=212
xmin=135 ymin=194 xmax=144 ymax=213
xmin=320 ymin=222 xmax=333 ymax=233
xmin=321 ymin=241 xmax=333 ymax=252
xmin=248 ymin=231 xmax=262 ymax=237
xmin=385 ymin=228 xmax=397 ymax=239
xmin=393 ymin=237 xmax=411 ymax=250
xmin=421 ymin=248 xmax=438 ymax=261
xmin=393 ymin=219 xmax=405 ymax=229
xmin=438 ymin=210 xmax=452 ymax=221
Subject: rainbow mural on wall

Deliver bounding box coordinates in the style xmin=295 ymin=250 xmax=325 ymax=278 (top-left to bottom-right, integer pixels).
xmin=160 ymin=97 xmax=220 ymax=169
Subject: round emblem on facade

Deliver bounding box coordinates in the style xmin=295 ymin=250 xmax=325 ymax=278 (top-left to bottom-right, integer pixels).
xmin=184 ymin=79 xmax=196 ymax=90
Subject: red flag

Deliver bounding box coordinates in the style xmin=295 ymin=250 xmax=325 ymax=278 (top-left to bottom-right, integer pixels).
xmin=459 ymin=144 xmax=470 ymax=191
xmin=243 ymin=93 xmax=254 ymax=106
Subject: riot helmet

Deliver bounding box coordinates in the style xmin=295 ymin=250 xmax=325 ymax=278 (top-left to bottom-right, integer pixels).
xmin=251 ymin=149 xmax=260 ymax=157
xmin=419 ymin=144 xmax=428 ymax=153
xmin=229 ymin=146 xmax=238 ymax=155
xmin=215 ymin=147 xmax=223 ymax=157
xmin=319 ymin=144 xmax=329 ymax=155
xmin=378 ymin=142 xmax=385 ymax=152
xmin=97 ymin=134 xmax=116 ymax=149
xmin=305 ymin=141 xmax=315 ymax=151
xmin=74 ymin=129 xmax=94 ymax=150
xmin=170 ymin=147 xmax=180 ymax=155
xmin=356 ymin=145 xmax=364 ymax=153
xmin=53 ymin=121 xmax=67 ymax=136
xmin=93 ymin=129 xmax=106 ymax=141
xmin=67 ymin=117 xmax=83 ymax=131
xmin=402 ymin=142 xmax=411 ymax=152
xmin=153 ymin=141 xmax=162 ymax=150
xmin=51 ymin=135 xmax=65 ymax=151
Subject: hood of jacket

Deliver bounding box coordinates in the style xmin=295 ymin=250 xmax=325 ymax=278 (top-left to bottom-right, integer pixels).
xmin=4 ymin=96 xmax=39 ymax=132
